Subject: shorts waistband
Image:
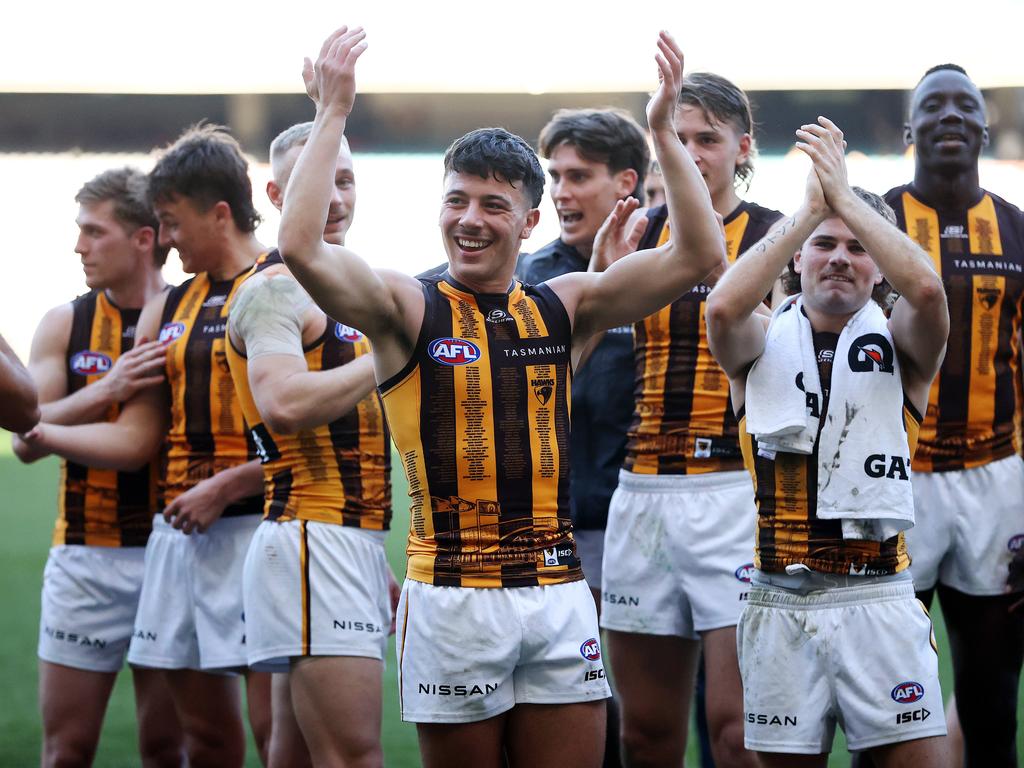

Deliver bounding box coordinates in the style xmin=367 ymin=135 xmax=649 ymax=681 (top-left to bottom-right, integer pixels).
xmin=617 ymin=468 xmax=751 ymax=493
xmin=151 ymin=513 xmax=260 ymax=535
xmin=747 ymin=571 xmax=914 ymax=608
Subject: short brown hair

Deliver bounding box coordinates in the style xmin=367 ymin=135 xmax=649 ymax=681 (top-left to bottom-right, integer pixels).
xmin=784 ymin=187 xmax=897 ymax=307
xmin=679 ymin=72 xmax=757 ymax=187
xmin=148 ymin=123 xmax=261 ymax=233
xmin=76 ymin=167 xmax=169 ymax=267
xmin=538 ymin=108 xmax=649 ymax=202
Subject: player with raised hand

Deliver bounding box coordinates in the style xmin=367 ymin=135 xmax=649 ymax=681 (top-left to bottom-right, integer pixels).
xmin=705 ymin=116 xmax=950 ymax=767
xmin=279 ymin=26 xmax=723 ymax=767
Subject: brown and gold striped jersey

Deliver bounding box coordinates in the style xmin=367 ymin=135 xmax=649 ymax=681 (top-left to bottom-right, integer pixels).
xmin=738 ymin=329 xmax=917 ymax=576
xmin=158 ymin=264 xmax=262 ymax=516
xmin=886 ymin=185 xmax=1024 ymax=472
xmin=380 ymin=272 xmax=580 ymax=588
xmin=55 ymin=290 xmax=156 ymax=546
xmin=226 ymin=251 xmax=392 ymax=529
xmin=626 ymin=200 xmax=782 ymax=474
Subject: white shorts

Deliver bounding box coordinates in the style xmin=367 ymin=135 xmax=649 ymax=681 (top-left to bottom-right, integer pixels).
xmin=127 ymin=514 xmax=260 ymax=671
xmin=574 ymin=529 xmax=605 ymax=590
xmin=738 ymin=572 xmax=946 ymax=754
xmin=38 ymin=545 xmax=146 ymax=673
xmin=243 ymin=519 xmax=391 ymax=670
xmin=600 ymin=469 xmax=757 ymax=639
xmin=908 ymin=454 xmax=1024 ymax=595
xmin=396 ymin=579 xmax=610 ymax=723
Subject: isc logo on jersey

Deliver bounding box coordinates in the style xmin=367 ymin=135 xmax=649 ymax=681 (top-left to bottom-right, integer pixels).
xmin=891 ymin=681 xmax=925 ymax=704
xmin=1008 ymin=534 xmax=1024 ymax=553
xmin=334 ymin=323 xmax=364 ymax=343
xmin=580 ymin=638 xmax=601 ymax=661
xmin=70 ymin=351 xmax=112 ymax=376
xmin=428 ymin=337 xmax=481 ymax=366
xmin=159 ymin=322 xmax=186 ymax=344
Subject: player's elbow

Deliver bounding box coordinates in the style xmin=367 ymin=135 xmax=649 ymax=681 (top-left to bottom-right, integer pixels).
xmin=705 ymin=286 xmax=741 ymax=330
xmin=4 ymin=403 xmax=40 ymax=435
xmin=261 ymin=404 xmax=305 ymax=436
xmin=277 ymin=221 xmax=319 ymax=267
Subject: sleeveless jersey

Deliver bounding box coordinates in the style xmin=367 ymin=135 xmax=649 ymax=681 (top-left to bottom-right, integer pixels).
xmin=55 ymin=290 xmax=156 ymax=547
xmin=226 ymin=251 xmax=392 ymax=529
xmin=379 ymin=272 xmax=579 ymax=588
xmin=885 ymin=184 xmax=1024 ymax=472
xmin=738 ymin=330 xmax=917 ymax=576
xmin=626 ymin=200 xmax=782 ymax=474
xmin=159 ymin=264 xmax=262 ymax=516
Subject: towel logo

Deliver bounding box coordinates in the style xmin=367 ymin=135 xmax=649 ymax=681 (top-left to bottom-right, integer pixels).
xmin=848 ymin=333 xmax=895 ymax=374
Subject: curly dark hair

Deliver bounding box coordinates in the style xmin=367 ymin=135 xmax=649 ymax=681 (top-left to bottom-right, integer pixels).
xmin=443 ymin=128 xmax=545 ymax=208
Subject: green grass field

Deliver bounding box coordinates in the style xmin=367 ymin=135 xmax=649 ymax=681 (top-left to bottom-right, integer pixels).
xmin=0 ymin=440 xmax=1017 ymax=766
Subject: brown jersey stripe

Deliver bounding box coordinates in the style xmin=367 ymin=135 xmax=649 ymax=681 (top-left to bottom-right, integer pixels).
xmin=267 ymin=467 xmax=294 ymax=521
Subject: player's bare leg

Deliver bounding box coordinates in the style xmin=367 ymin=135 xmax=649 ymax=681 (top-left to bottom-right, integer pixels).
xmin=702 ymin=626 xmax=761 ymax=767
xmin=606 ymin=630 xmax=699 ymax=766
xmin=164 ymin=669 xmax=245 ymax=768
xmin=417 ymin=712 xmax=507 ymax=768
xmin=131 ymin=667 xmax=186 ymax=767
xmin=39 ymin=661 xmax=117 ymax=767
xmin=290 ymin=656 xmax=384 ymax=768
xmin=506 ymin=701 xmax=606 ymax=768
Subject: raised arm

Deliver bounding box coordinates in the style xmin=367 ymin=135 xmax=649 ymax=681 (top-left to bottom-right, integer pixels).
xmin=0 ymin=332 xmax=38 ymax=433
xmin=796 ymin=117 xmax=948 ymax=396
xmin=15 ymin=293 xmax=169 ymax=470
xmin=556 ymin=31 xmax=724 ymax=340
xmin=706 ymin=167 xmax=828 ymax=378
xmin=279 ymin=26 xmax=421 ymax=368
xmin=227 ymin=271 xmax=378 ymax=434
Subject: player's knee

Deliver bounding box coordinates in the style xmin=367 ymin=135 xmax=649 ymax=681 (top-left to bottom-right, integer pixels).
xmin=619 ymin=718 xmax=684 ymax=767
xmin=182 ymin=721 xmax=245 ymax=768
xmin=138 ymin=728 xmax=185 ymax=768
xmin=708 ymin=716 xmax=756 ymax=768
xmin=42 ymin=731 xmax=100 ymax=768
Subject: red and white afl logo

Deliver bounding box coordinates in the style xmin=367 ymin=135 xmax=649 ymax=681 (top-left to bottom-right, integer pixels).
xmin=334 ymin=323 xmax=364 ymax=343
xmin=580 ymin=638 xmax=601 ymax=661
xmin=70 ymin=351 xmax=112 ymax=376
xmin=159 ymin=322 xmax=186 ymax=344
xmin=891 ymin=681 xmax=924 ymax=703
xmin=428 ymin=337 xmax=481 ymax=366
xmin=734 ymin=564 xmax=755 ymax=583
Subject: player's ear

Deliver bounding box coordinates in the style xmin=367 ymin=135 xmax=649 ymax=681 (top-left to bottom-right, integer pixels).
xmin=521 ymin=208 xmax=540 ymax=241
xmin=792 ymin=250 xmax=803 ymax=274
xmin=267 ymin=180 xmax=284 ymax=211
xmin=903 ymin=122 xmax=913 ymax=147
xmin=614 ymin=168 xmax=638 ymax=199
xmin=133 ymin=225 xmax=156 ymax=253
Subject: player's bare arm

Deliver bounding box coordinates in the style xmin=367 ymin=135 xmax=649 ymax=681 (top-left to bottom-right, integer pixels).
xmin=17 ymin=292 xmax=170 ymax=470
xmin=13 ymin=303 xmax=166 ymax=464
xmin=796 ymin=116 xmax=948 ymax=407
xmin=279 ymin=26 xmax=423 ymax=380
xmin=227 ymin=268 xmax=377 ymax=433
xmin=0 ymin=332 xmax=39 ymax=433
xmin=705 ymin=164 xmax=829 ymax=392
xmin=162 ymin=460 xmax=263 ymax=535
xmin=550 ymin=32 xmax=724 ymax=352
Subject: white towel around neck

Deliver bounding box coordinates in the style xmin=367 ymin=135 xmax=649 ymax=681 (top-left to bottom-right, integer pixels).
xmin=745 ymin=294 xmax=915 ymax=541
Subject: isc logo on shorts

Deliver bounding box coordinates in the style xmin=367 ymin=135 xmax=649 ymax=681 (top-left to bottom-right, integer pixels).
xmin=734 ymin=564 xmax=755 ymax=583
xmin=70 ymin=351 xmax=112 ymax=376
xmin=891 ymin=681 xmax=925 ymax=703
xmin=428 ymin=337 xmax=480 ymax=366
xmin=580 ymin=638 xmax=601 ymax=661
xmin=334 ymin=323 xmax=364 ymax=342
xmin=159 ymin=322 xmax=186 ymax=344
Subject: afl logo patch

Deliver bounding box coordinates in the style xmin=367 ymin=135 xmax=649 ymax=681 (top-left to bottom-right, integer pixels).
xmin=159 ymin=322 xmax=186 ymax=344
xmin=428 ymin=337 xmax=480 ymax=366
xmin=580 ymin=638 xmax=601 ymax=661
xmin=70 ymin=351 xmax=112 ymax=376
xmin=734 ymin=564 xmax=755 ymax=583
xmin=891 ymin=681 xmax=925 ymax=703
xmin=1008 ymin=534 xmax=1024 ymax=552
xmin=334 ymin=323 xmax=364 ymax=343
